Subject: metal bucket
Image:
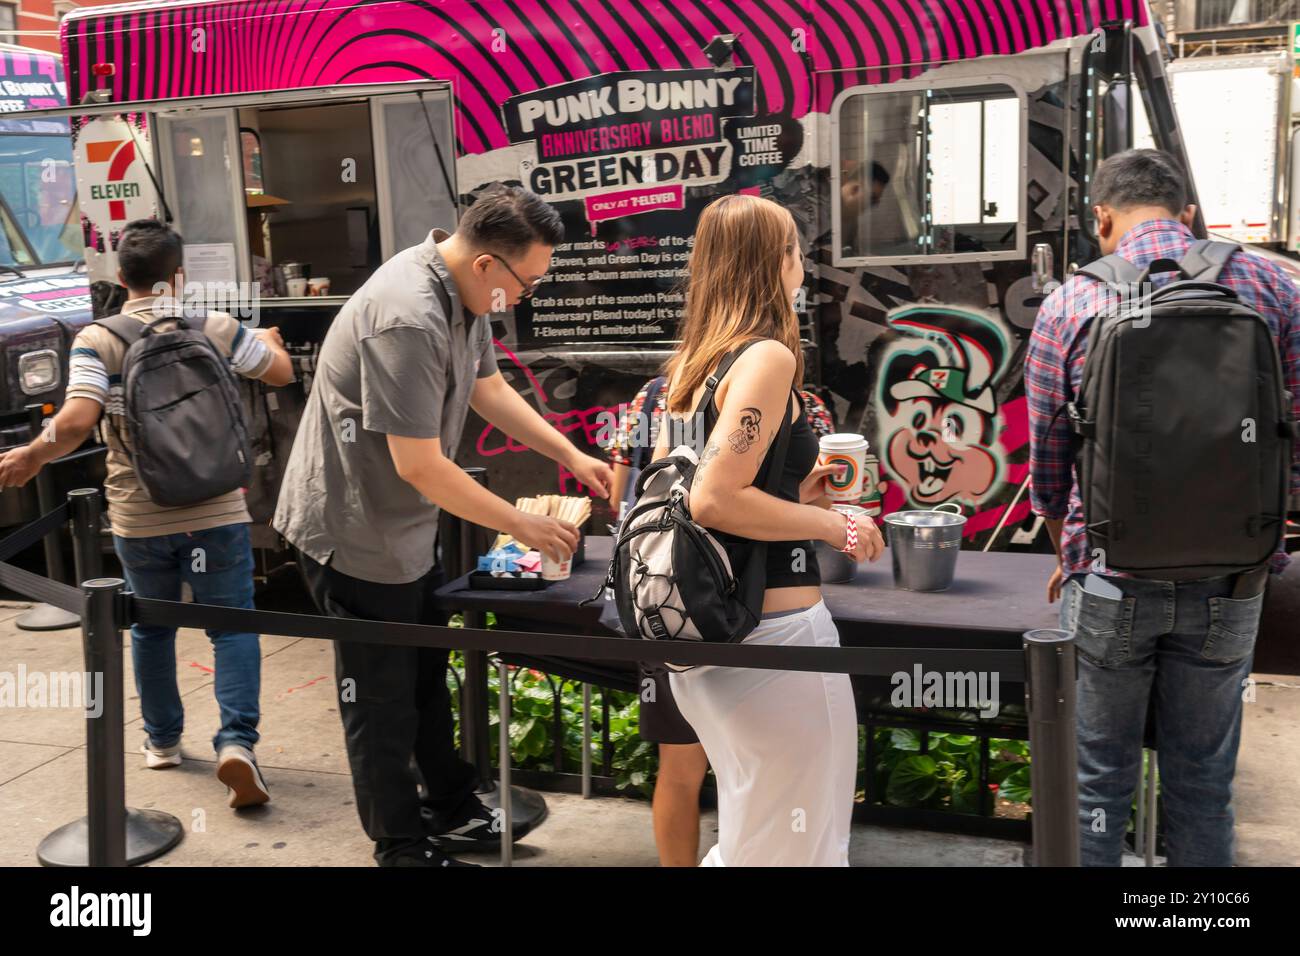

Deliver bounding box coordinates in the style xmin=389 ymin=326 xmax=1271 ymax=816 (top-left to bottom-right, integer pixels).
xmin=884 ymin=503 xmax=966 ymax=591
xmin=816 ymin=503 xmax=869 ymax=584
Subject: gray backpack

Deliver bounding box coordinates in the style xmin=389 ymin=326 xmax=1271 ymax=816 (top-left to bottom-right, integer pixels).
xmin=1067 ymin=240 xmax=1297 ymax=580
xmin=98 ymin=312 xmax=252 ymax=507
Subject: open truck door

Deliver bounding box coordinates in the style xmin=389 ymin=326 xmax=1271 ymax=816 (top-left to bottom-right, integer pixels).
xmin=27 ymin=80 xmax=457 ymax=301
xmin=13 ymin=81 xmax=459 ymax=552
xmin=1082 ymin=17 xmax=1207 ymax=241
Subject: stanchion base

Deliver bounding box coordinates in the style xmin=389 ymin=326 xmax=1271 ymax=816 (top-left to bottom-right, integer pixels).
xmin=475 ymin=782 xmax=549 ymax=830
xmin=37 ymin=808 xmax=184 ymax=867
xmin=15 ymin=603 xmax=80 ymax=631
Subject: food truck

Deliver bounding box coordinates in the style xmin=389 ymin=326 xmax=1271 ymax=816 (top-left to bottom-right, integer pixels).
xmin=0 ymin=44 xmax=98 ymax=528
xmin=26 ymin=0 xmax=1232 ymax=563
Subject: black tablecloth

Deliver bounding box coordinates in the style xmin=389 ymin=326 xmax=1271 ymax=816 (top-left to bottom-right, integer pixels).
xmin=434 ymin=536 xmax=1060 ymax=644
xmin=434 ymin=537 xmax=1059 ymax=727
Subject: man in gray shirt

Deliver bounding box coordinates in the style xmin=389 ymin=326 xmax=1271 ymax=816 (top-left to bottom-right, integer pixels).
xmin=274 ymin=185 xmax=612 ymax=867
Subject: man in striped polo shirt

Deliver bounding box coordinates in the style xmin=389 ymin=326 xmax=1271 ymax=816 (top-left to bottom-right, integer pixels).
xmin=0 ymin=219 xmax=293 ymax=808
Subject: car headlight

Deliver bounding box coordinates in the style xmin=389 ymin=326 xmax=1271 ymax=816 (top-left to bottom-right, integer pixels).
xmin=19 ymin=349 xmax=60 ymax=395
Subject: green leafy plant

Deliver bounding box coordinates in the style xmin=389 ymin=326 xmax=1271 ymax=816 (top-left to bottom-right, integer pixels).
xmin=445 ymin=612 xmax=658 ymax=796
xmin=444 ymin=614 xmax=1036 ymax=808
xmin=870 ymin=728 xmax=1032 ymax=814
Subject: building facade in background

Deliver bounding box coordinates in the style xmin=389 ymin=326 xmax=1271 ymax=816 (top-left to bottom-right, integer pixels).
xmin=5 ymin=1 xmax=118 ymax=55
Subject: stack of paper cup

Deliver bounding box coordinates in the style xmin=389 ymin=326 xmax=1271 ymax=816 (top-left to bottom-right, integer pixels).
xmin=818 ymin=433 xmax=869 ymax=504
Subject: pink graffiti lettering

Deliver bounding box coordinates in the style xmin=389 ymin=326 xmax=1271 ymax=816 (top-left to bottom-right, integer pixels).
xmin=477 ymin=404 xmax=617 ymax=457
xmin=558 ymin=462 xmax=603 ymax=499
xmin=605 ymin=235 xmax=659 ymax=253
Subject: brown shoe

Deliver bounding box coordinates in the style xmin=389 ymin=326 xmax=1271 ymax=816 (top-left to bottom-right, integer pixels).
xmin=216 ymin=744 xmax=271 ymax=808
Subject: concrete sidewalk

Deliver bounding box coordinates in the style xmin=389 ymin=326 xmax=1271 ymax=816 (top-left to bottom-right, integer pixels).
xmin=1 ymin=600 xmax=1296 ymax=867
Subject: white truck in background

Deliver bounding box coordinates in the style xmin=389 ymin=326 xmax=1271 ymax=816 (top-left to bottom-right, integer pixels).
xmin=1166 ymin=50 xmax=1295 ymax=250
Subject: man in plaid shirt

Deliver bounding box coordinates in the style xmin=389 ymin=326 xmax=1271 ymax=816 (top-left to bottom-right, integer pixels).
xmin=1027 ymin=150 xmax=1300 ymax=866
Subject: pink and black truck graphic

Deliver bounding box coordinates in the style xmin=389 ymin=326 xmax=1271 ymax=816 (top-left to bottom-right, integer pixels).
xmin=32 ymin=0 xmax=1219 ymax=559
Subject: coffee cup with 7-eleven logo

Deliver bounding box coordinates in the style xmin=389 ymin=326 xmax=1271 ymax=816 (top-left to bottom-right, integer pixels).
xmin=818 ymin=433 xmax=869 ymax=504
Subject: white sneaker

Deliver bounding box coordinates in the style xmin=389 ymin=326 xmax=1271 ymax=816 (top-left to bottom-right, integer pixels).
xmin=216 ymin=744 xmax=271 ymax=808
xmin=139 ymin=738 xmax=182 ymax=769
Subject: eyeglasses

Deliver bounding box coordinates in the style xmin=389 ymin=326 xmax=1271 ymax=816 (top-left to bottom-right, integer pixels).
xmin=488 ymin=252 xmax=547 ymax=299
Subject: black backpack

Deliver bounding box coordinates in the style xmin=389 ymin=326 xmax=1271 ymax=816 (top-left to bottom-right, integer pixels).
xmin=1066 ymin=240 xmax=1297 ymax=580
xmin=98 ymin=312 xmax=253 ymax=507
xmin=583 ymin=342 xmax=793 ymax=654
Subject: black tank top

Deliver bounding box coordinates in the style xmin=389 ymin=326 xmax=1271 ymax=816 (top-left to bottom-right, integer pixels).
xmin=706 ymin=387 xmax=822 ymax=589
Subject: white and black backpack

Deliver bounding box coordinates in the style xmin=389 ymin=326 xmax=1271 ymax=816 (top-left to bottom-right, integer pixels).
xmin=583 ymin=341 xmax=793 ymax=655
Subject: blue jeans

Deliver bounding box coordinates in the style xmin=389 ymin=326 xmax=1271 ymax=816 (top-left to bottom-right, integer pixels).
xmin=1061 ymin=573 xmax=1262 ymax=866
xmin=114 ymin=523 xmax=261 ymax=754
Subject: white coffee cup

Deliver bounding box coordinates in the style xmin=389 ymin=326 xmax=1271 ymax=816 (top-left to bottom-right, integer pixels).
xmin=818 ymin=433 xmax=869 ymax=504
xmin=541 ymin=551 xmax=572 ymax=581
xmin=287 ymin=277 xmax=308 ymax=297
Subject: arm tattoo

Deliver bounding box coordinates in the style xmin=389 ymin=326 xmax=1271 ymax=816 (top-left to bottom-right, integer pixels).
xmin=695 ymin=440 xmax=721 ymax=479
xmin=728 ymin=407 xmax=763 ymax=453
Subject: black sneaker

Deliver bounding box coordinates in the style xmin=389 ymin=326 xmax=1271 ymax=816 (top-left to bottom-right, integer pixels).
xmin=375 ymin=836 xmax=479 ymax=868
xmin=425 ymin=795 xmax=534 ymax=853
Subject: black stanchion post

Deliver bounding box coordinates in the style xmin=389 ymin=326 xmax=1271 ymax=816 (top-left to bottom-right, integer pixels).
xmin=36 ymin=575 xmax=184 ymax=866
xmin=68 ymin=488 xmax=104 ymax=583
xmin=15 ymin=403 xmax=79 ymax=631
xmin=83 ymin=578 xmax=127 ymax=866
xmin=448 ymin=466 xmax=547 ymax=834
xmin=457 ymin=467 xmax=493 ymax=786
xmin=1024 ymin=628 xmax=1080 ymax=867
xmin=498 ymin=658 xmax=512 ymax=867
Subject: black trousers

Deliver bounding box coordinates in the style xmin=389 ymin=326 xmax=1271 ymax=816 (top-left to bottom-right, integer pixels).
xmin=295 ymin=548 xmax=479 ymax=843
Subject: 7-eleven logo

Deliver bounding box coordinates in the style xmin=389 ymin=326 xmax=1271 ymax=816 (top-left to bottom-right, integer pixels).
xmin=85 ymin=139 xmax=143 ymax=221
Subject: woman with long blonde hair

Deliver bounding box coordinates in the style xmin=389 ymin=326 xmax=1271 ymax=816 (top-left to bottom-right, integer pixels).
xmin=650 ymin=194 xmax=884 ymax=865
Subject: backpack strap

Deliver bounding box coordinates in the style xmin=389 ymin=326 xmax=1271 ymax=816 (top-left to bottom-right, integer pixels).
xmin=691 ymin=339 xmax=796 ymax=492
xmin=94 ymin=312 xmax=147 ymax=347
xmin=1178 ymin=239 xmax=1239 ymax=283
xmin=691 ymin=338 xmax=763 ymax=420
xmin=1074 ymin=254 xmax=1143 ymax=288
xmin=95 ymin=309 xmax=203 ymax=346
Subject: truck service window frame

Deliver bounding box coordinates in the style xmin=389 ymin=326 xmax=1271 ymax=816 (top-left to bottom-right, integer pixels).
xmin=830 ymin=75 xmax=1028 ymax=267
xmin=18 ymin=80 xmax=457 ymax=306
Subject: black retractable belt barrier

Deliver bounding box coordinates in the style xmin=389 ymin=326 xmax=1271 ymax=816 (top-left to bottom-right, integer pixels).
xmin=0 ymin=492 xmax=1079 ymax=867
xmin=131 ymin=595 xmax=1026 ymax=675
xmin=0 ymin=500 xmax=81 ymax=613
xmin=15 ymin=404 xmax=79 ymax=631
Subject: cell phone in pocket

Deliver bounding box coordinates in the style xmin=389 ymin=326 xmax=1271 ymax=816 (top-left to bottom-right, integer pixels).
xmin=1082 ymin=573 xmax=1123 ymax=600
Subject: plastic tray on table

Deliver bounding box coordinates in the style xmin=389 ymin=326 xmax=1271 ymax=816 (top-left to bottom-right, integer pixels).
xmin=466 ymin=535 xmax=586 ymax=590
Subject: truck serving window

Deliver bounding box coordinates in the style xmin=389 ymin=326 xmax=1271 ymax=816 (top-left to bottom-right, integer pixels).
xmin=832 ymin=80 xmax=1025 ymax=266
xmin=15 ymin=81 xmax=455 ymax=298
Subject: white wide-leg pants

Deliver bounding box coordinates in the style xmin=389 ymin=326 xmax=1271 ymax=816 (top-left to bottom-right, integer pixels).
xmin=669 ymin=600 xmax=857 ymax=866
